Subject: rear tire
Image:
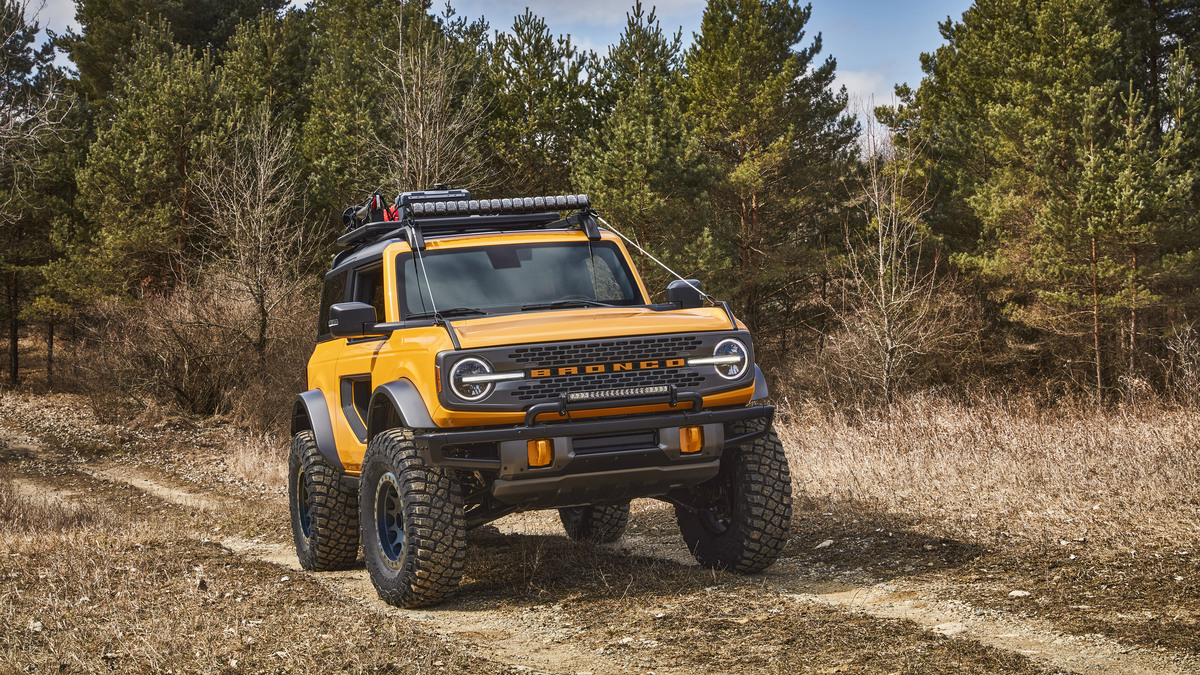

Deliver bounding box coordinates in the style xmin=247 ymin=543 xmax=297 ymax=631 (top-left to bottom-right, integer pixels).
xmin=360 ymin=428 xmax=467 ymax=608
xmin=289 ymin=430 xmax=359 ymax=571
xmin=674 ymin=422 xmax=792 ymax=573
xmin=559 ymin=502 xmax=630 ymax=543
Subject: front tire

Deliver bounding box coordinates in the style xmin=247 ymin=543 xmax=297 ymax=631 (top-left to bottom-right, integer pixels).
xmin=559 ymin=502 xmax=630 ymax=543
xmin=359 ymin=428 xmax=467 ymax=608
xmin=674 ymin=422 xmax=792 ymax=573
xmin=289 ymin=430 xmax=359 ymax=571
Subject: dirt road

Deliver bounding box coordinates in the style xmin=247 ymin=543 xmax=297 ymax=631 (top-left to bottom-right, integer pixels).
xmin=2 ymin=393 xmax=1197 ymax=674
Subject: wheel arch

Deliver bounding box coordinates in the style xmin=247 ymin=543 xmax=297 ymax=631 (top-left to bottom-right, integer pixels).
xmin=750 ymin=365 xmax=769 ymax=402
xmin=367 ymin=379 xmax=438 ymax=439
xmin=292 ymin=389 xmax=343 ymax=471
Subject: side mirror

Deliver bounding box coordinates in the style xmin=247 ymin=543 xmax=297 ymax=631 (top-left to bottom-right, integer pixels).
xmin=666 ymin=280 xmax=705 ymax=309
xmin=329 ymin=302 xmax=377 ymax=337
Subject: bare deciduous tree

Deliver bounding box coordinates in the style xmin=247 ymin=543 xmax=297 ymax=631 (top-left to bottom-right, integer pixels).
xmin=192 ymin=106 xmax=318 ymax=367
xmin=0 ymin=0 xmax=66 ymax=222
xmin=373 ymin=15 xmax=490 ymax=193
xmin=831 ymin=113 xmax=947 ymax=404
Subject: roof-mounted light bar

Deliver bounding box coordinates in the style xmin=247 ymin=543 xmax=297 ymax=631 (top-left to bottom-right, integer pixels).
xmin=405 ymin=194 xmax=591 ymax=218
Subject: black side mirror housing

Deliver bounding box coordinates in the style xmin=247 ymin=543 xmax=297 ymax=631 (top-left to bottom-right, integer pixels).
xmin=329 ymin=302 xmax=378 ymax=337
xmin=666 ymin=280 xmax=705 ymax=309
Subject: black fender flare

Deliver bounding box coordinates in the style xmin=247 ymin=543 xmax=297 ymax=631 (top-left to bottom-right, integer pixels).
xmin=367 ymin=379 xmax=438 ymax=439
xmin=291 ymin=389 xmax=343 ymax=471
xmin=751 ymin=364 xmax=769 ymax=402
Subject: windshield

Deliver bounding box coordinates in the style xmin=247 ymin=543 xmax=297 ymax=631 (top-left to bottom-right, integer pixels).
xmin=397 ymin=241 xmax=643 ymax=317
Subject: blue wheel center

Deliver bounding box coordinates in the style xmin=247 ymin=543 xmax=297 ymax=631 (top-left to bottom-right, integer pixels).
xmin=375 ymin=473 xmax=405 ymax=563
xmin=297 ymin=470 xmax=313 ymax=538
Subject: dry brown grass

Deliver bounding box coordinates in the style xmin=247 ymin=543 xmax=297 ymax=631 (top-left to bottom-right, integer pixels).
xmin=0 ymin=479 xmax=492 ymax=674
xmin=779 ymin=395 xmax=1200 ymax=549
xmin=0 ymin=482 xmax=120 ymax=534
xmin=224 ymin=431 xmax=289 ymax=489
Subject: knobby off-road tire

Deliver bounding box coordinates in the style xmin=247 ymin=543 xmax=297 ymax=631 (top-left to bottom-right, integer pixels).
xmin=674 ymin=422 xmax=792 ymax=573
xmin=289 ymin=430 xmax=360 ymax=571
xmin=558 ymin=502 xmax=630 ymax=543
xmin=359 ymin=428 xmax=467 ymax=608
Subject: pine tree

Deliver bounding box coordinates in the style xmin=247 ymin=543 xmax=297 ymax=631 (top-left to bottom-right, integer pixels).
xmin=572 ymin=3 xmax=716 ymax=296
xmin=299 ymin=0 xmax=424 ymax=228
xmin=685 ymin=0 xmax=857 ymax=341
xmin=891 ymin=0 xmax=1199 ymax=397
xmin=56 ymin=0 xmax=287 ymax=103
xmin=0 ymin=0 xmax=65 ymax=386
xmin=220 ymin=9 xmax=315 ymax=126
xmin=484 ymin=10 xmax=594 ymax=195
xmin=73 ymin=24 xmax=221 ymax=295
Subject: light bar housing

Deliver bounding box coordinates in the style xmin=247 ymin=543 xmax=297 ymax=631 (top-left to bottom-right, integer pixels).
xmin=566 ymin=385 xmax=671 ymax=403
xmin=404 ymin=194 xmax=591 ymax=218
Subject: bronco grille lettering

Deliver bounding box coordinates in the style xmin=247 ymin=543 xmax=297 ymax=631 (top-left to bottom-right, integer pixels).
xmin=529 ymin=359 xmax=686 ymax=378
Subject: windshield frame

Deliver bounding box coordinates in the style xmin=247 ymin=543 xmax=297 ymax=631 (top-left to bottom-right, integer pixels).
xmin=393 ymin=238 xmax=648 ymax=319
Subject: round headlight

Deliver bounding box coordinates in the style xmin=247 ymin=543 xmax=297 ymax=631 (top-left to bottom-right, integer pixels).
xmin=713 ymin=338 xmax=749 ymax=380
xmin=450 ymin=357 xmax=493 ymax=401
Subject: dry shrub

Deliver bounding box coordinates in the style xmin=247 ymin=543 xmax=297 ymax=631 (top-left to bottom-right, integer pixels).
xmin=1165 ymin=323 xmax=1200 ymax=406
xmin=225 ymin=431 xmax=289 ymax=488
xmin=80 ymin=270 xmax=316 ymax=430
xmin=778 ymin=395 xmax=1200 ymax=549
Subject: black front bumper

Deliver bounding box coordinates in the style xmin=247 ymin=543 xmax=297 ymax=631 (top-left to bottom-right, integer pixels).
xmin=413 ymin=400 xmax=773 ymax=508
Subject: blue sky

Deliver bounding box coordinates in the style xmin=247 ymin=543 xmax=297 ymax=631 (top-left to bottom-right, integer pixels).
xmin=32 ymin=0 xmax=973 ymax=109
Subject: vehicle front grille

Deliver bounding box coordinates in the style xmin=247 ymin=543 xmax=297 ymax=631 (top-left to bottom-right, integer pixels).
xmin=507 ymin=336 xmax=704 ymax=368
xmin=438 ymin=330 xmax=754 ymax=412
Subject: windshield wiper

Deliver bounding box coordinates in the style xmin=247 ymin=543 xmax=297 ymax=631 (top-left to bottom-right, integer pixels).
xmin=405 ymin=307 xmax=488 ymax=321
xmin=521 ymin=299 xmax=614 ymax=311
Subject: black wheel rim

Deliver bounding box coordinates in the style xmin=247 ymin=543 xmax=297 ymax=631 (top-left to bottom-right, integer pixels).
xmin=375 ymin=472 xmax=405 ymax=563
xmin=297 ymin=469 xmax=313 ymax=538
xmin=697 ymin=481 xmax=733 ymax=535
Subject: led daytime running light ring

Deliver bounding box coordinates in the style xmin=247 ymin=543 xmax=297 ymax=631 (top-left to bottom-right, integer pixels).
xmin=450 ymin=357 xmax=495 ymax=401
xmin=711 ymin=338 xmax=749 ymax=380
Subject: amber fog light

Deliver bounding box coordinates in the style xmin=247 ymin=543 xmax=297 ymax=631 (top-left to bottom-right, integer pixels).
xmin=680 ymin=426 xmax=704 ymax=454
xmin=527 ymin=439 xmax=554 ymax=467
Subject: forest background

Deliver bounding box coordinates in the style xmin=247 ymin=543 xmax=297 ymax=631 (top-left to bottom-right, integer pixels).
xmin=1 ymin=0 xmax=1198 ymax=429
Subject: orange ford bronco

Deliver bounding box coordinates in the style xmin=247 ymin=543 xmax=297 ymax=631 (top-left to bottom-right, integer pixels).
xmin=289 ymin=188 xmax=792 ymax=607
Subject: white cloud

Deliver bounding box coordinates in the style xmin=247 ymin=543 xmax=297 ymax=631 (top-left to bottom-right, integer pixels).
xmin=27 ymin=0 xmax=77 ymax=34
xmin=835 ymin=69 xmax=896 ymax=111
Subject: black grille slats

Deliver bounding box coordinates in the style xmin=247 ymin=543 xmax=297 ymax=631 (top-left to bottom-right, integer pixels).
xmin=508 ymin=336 xmax=703 ymax=368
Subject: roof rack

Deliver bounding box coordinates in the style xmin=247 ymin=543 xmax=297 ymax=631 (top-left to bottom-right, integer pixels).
xmin=336 ymin=188 xmax=600 ymax=252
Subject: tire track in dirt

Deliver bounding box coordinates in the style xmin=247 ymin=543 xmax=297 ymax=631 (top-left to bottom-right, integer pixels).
xmin=0 ymin=430 xmax=683 ymax=675
xmin=114 ymin=463 xmax=1197 ymax=675
xmin=615 ymin=528 xmax=1194 ymax=675
xmin=218 ymin=535 xmax=692 ymax=675
xmin=3 ymin=425 xmax=1194 ymax=674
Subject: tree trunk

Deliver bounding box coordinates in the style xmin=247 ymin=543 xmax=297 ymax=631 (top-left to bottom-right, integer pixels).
xmin=257 ymin=291 xmax=269 ymax=367
xmin=738 ymin=191 xmax=755 ymax=329
xmin=1091 ymin=236 xmax=1103 ymax=402
xmin=70 ymin=319 xmax=78 ymax=382
xmin=817 ymin=269 xmax=828 ymax=355
xmin=46 ymin=321 xmax=54 ymax=390
xmin=8 ymin=271 xmax=18 ymax=387
xmin=1129 ymin=245 xmax=1138 ymax=375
